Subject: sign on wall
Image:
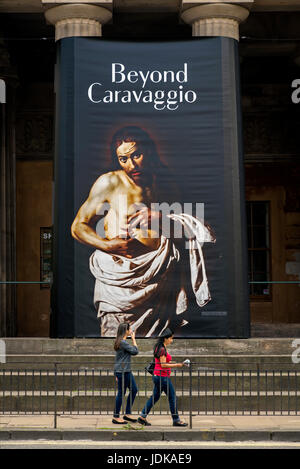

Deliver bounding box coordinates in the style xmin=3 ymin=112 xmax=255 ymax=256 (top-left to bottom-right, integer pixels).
xmin=40 ymin=227 xmax=52 ymax=289
xmin=52 ymin=38 xmax=249 ymax=338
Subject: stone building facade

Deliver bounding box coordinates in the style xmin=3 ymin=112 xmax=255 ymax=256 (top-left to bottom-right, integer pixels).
xmin=0 ymin=0 xmax=300 ymax=337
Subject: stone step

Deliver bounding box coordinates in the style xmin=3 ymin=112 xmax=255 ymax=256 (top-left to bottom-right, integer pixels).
xmin=2 ymin=338 xmax=297 ymax=356
xmin=1 ymin=355 xmax=297 ymax=371
xmin=0 ymin=371 xmax=299 ymax=392
xmin=0 ymin=393 xmax=299 ymax=413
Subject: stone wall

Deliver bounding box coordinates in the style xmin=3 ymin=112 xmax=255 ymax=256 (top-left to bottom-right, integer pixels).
xmin=2 ymin=13 xmax=300 ymax=336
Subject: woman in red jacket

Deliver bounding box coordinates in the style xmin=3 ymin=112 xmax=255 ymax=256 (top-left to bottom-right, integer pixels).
xmin=138 ymin=328 xmax=187 ymax=427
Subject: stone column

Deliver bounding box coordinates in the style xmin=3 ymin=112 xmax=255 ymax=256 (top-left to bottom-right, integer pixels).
xmin=42 ymin=2 xmax=111 ymax=336
xmin=181 ymin=3 xmax=250 ymax=41
xmin=44 ymin=3 xmax=112 ymax=41
xmin=182 ymin=2 xmax=252 ymax=336
xmin=0 ymin=39 xmax=18 ymax=337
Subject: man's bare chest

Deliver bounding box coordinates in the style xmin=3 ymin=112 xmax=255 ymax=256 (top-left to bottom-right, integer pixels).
xmin=109 ymin=186 xmax=155 ymax=215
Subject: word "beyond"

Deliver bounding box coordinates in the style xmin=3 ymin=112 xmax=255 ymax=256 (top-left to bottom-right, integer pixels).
xmin=111 ymin=63 xmax=188 ymax=88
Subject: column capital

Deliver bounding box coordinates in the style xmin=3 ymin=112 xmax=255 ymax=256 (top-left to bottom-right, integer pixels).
xmin=181 ymin=2 xmax=252 ymax=41
xmin=181 ymin=0 xmax=253 ymax=8
xmin=43 ymin=3 xmax=113 ymax=41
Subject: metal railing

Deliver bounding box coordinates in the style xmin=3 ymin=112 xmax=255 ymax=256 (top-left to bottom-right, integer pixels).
xmin=0 ymin=362 xmax=300 ymax=428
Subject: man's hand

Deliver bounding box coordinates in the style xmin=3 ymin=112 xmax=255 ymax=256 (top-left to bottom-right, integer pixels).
xmin=105 ymin=236 xmax=151 ymax=258
xmin=127 ymin=208 xmax=161 ymax=235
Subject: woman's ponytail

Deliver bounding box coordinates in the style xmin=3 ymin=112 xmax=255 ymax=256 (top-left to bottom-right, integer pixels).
xmin=153 ymin=338 xmax=165 ymax=358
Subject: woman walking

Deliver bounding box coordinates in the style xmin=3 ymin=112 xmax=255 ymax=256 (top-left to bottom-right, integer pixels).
xmin=138 ymin=328 xmax=187 ymax=427
xmin=113 ymin=322 xmax=139 ymax=424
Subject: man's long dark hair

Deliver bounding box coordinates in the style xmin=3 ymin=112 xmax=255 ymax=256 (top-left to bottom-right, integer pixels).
xmin=108 ymin=125 xmax=180 ymax=208
xmin=114 ymin=322 xmax=130 ymax=351
xmin=153 ymin=328 xmax=173 ymax=358
xmin=110 ymin=126 xmax=165 ymax=171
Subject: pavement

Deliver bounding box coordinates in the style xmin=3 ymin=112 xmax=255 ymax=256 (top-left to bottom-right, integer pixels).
xmin=1 ymin=415 xmax=300 ymax=441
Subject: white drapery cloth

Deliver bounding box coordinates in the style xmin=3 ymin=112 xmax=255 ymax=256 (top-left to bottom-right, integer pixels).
xmin=89 ymin=213 xmax=215 ymax=337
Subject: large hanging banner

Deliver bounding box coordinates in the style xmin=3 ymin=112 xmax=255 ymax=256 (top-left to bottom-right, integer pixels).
xmin=52 ymin=38 xmax=250 ymax=338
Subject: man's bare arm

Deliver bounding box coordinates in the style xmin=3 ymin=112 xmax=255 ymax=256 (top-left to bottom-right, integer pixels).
xmin=71 ymin=173 xmax=116 ymax=250
xmin=71 ymin=172 xmax=145 ymax=258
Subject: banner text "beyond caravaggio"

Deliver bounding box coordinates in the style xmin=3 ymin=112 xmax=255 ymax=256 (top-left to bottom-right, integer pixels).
xmin=87 ymin=63 xmax=198 ymax=111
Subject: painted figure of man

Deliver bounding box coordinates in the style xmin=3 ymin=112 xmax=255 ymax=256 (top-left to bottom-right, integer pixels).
xmin=71 ymin=126 xmax=215 ymax=337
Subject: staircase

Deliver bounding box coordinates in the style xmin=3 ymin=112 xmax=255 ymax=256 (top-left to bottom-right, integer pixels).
xmin=0 ymin=338 xmax=299 ymax=415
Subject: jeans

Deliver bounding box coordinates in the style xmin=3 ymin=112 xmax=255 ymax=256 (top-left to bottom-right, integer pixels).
xmin=140 ymin=375 xmax=180 ymax=422
xmin=114 ymin=372 xmax=138 ymax=418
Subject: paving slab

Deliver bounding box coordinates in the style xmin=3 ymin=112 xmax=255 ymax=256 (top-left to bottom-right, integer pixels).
xmin=269 ymin=417 xmax=300 ymax=428
xmin=226 ymin=416 xmax=277 ymax=429
xmin=0 ymin=416 xmax=54 ymax=428
xmin=192 ymin=416 xmax=235 ymax=429
xmin=57 ymin=416 xmax=99 ymax=428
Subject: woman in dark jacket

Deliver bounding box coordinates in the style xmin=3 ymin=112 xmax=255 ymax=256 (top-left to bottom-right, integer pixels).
xmin=113 ymin=322 xmax=139 ymax=424
xmin=138 ymin=328 xmax=187 ymax=427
